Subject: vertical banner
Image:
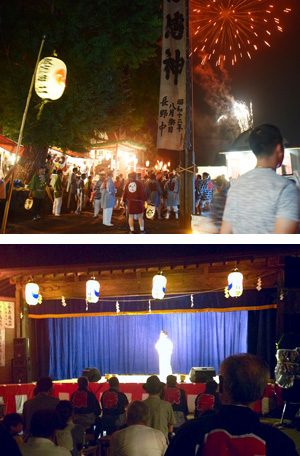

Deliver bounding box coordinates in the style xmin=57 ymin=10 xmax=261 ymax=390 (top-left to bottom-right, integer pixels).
xmin=157 ymin=0 xmax=186 ymax=151
xmin=0 ymin=304 xmax=5 ymax=366
xmin=4 ymin=302 xmax=14 ymax=329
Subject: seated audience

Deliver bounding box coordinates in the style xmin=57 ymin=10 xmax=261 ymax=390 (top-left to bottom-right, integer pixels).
xmin=110 ymin=400 xmax=167 ymax=456
xmin=55 ymin=400 xmax=84 ymax=456
xmin=164 ymin=375 xmax=188 ymax=431
xmin=165 ymin=353 xmax=298 ymax=456
xmin=71 ymin=376 xmax=102 ymax=443
xmin=101 ymin=377 xmax=129 ymax=434
xmin=194 ymin=380 xmax=221 ymax=418
xmin=0 ymin=422 xmax=22 ymax=456
xmin=20 ymin=409 xmax=70 ymax=456
xmin=143 ymin=375 xmax=175 ymax=443
xmin=3 ymin=412 xmax=24 ymax=446
xmin=22 ymin=377 xmax=59 ymax=440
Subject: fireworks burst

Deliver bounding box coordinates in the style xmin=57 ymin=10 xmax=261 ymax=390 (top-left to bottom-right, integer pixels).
xmin=190 ymin=0 xmax=291 ymax=66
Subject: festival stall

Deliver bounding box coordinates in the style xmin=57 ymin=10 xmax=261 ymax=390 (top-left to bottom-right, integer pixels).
xmin=0 ymin=134 xmax=24 ymax=178
xmin=220 ymin=130 xmax=300 ymax=180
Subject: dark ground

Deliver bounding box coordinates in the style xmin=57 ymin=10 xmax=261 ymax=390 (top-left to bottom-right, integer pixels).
xmin=4 ymin=206 xmax=188 ymax=235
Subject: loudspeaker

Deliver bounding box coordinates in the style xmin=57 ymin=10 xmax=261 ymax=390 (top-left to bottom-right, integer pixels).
xmin=82 ymin=367 xmax=101 ymax=382
xmin=11 ymin=358 xmax=32 ymax=383
xmin=189 ymin=367 xmax=216 ymax=383
xmin=284 ymin=257 xmax=300 ymax=288
xmin=14 ymin=338 xmax=29 ymax=359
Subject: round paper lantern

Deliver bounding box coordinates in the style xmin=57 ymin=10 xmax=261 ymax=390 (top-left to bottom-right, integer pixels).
xmin=228 ymin=270 xmax=243 ymax=297
xmin=25 ymin=282 xmax=39 ymax=305
xmin=35 ymin=57 xmax=67 ymax=101
xmin=152 ymin=273 xmax=167 ymax=300
xmin=86 ymin=279 xmax=100 ymax=303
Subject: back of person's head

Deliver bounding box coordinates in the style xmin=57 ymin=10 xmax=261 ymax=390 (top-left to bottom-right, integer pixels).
xmin=249 ymin=124 xmax=283 ymax=158
xmin=73 ymin=167 xmax=78 ymax=173
xmin=166 ymin=375 xmax=177 ymax=388
xmin=55 ymin=401 xmax=73 ymax=430
xmin=36 ymin=377 xmax=53 ymax=393
xmin=108 ymin=377 xmax=119 ymax=388
xmin=77 ymin=376 xmax=89 ymax=389
xmin=30 ymin=409 xmax=59 ymax=438
xmin=220 ymin=353 xmax=269 ymax=405
xmin=3 ymin=413 xmax=23 ymax=432
xmin=127 ymin=401 xmax=150 ymax=426
xmin=205 ymin=380 xmax=218 ymax=394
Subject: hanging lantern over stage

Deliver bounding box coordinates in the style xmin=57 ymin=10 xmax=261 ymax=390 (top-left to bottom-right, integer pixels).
xmin=152 ymin=272 xmax=167 ymax=300
xmin=228 ymin=269 xmax=243 ymax=298
xmin=35 ymin=57 xmax=67 ymax=100
xmin=25 ymin=282 xmax=39 ymax=305
xmin=86 ymin=278 xmax=100 ymax=303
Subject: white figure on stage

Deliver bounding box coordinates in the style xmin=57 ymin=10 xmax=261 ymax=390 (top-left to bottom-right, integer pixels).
xmin=155 ymin=330 xmax=173 ymax=381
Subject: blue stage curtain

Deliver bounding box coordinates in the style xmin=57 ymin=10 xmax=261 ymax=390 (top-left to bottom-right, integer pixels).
xmin=48 ymin=311 xmax=248 ymax=380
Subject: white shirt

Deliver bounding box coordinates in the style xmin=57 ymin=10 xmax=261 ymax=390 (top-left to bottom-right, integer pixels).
xmin=110 ymin=424 xmax=167 ymax=456
xmin=20 ymin=437 xmax=71 ymax=456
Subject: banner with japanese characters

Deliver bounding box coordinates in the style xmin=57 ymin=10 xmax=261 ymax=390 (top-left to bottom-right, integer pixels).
xmin=0 ymin=302 xmax=15 ymax=366
xmin=157 ymin=0 xmax=186 ymax=151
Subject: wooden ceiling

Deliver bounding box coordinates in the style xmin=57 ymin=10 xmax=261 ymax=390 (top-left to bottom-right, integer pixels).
xmin=0 ymin=245 xmax=297 ymax=300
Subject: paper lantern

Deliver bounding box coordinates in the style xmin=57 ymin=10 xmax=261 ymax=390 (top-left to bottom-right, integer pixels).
xmin=86 ymin=279 xmax=100 ymax=303
xmin=35 ymin=57 xmax=67 ymax=100
xmin=25 ymin=282 xmax=39 ymax=305
xmin=228 ymin=270 xmax=243 ymax=297
xmin=152 ymin=273 xmax=167 ymax=300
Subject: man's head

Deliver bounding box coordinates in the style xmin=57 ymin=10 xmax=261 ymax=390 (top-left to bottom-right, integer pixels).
xmin=143 ymin=375 xmax=164 ymax=395
xmin=127 ymin=401 xmax=150 ymax=426
xmin=73 ymin=167 xmax=78 ymax=173
xmin=77 ymin=376 xmax=89 ymax=389
xmin=219 ymin=353 xmax=269 ymax=407
xmin=36 ymin=377 xmax=54 ymax=395
xmin=38 ymin=165 xmax=46 ymax=175
xmin=57 ymin=169 xmax=62 ymax=176
xmin=166 ymin=375 xmax=177 ymax=388
xmin=249 ymin=124 xmax=284 ymax=166
xmin=108 ymin=376 xmax=119 ymax=389
xmin=30 ymin=409 xmax=59 ymax=440
xmin=203 ymin=172 xmax=210 ymax=179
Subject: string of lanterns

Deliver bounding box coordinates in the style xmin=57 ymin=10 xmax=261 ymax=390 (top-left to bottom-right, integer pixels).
xmin=24 ymin=268 xmax=279 ymax=306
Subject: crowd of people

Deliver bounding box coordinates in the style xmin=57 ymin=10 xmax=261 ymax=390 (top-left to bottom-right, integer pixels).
xmin=28 ymin=163 xmax=183 ymax=233
xmin=2 ymin=123 xmax=299 ymax=233
xmin=0 ymin=353 xmax=298 ymax=455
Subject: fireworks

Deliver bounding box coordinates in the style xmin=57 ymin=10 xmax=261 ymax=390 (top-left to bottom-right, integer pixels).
xmin=190 ymin=0 xmax=291 ymax=66
xmin=217 ymin=100 xmax=253 ymax=133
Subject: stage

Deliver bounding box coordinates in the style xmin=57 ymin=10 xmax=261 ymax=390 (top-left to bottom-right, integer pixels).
xmin=0 ymin=374 xmax=280 ymax=417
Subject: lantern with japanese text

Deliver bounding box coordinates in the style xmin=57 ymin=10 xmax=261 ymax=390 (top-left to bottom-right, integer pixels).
xmin=152 ymin=272 xmax=167 ymax=300
xmin=228 ymin=270 xmax=243 ymax=298
xmin=25 ymin=282 xmax=39 ymax=306
xmin=86 ymin=278 xmax=100 ymax=303
xmin=35 ymin=57 xmax=67 ymax=100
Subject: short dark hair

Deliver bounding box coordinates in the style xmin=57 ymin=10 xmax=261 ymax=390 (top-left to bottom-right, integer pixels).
xmin=127 ymin=401 xmax=150 ymax=425
xmin=220 ymin=353 xmax=269 ymax=405
xmin=56 ymin=400 xmax=73 ymax=430
xmin=248 ymin=124 xmax=283 ymax=158
xmin=36 ymin=377 xmax=53 ymax=393
xmin=78 ymin=376 xmax=89 ymax=389
xmin=3 ymin=413 xmax=23 ymax=430
xmin=108 ymin=377 xmax=119 ymax=388
xmin=30 ymin=409 xmax=59 ymax=438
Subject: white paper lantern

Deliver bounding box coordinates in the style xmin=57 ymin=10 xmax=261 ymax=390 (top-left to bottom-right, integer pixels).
xmin=228 ymin=271 xmax=243 ymax=297
xmin=35 ymin=57 xmax=67 ymax=100
xmin=152 ymin=273 xmax=167 ymax=300
xmin=25 ymin=282 xmax=39 ymax=305
xmin=86 ymin=279 xmax=100 ymax=303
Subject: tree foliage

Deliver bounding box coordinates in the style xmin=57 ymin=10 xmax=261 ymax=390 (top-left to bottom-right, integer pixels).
xmin=0 ymin=0 xmax=162 ymax=158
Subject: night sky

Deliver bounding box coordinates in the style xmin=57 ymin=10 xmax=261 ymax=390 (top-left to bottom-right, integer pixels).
xmin=190 ymin=0 xmax=300 ymax=165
